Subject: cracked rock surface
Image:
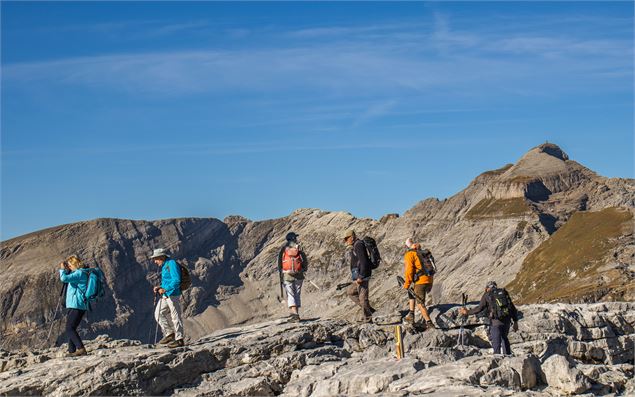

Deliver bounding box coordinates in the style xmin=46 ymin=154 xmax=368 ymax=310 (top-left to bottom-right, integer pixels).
xmin=1 ymin=302 xmax=632 ymax=396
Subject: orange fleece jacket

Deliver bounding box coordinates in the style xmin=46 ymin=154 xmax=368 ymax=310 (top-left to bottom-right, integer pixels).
xmin=403 ymin=250 xmax=433 ymax=289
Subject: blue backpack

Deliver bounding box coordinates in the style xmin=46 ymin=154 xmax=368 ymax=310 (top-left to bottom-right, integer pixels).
xmin=81 ymin=267 xmax=106 ymax=310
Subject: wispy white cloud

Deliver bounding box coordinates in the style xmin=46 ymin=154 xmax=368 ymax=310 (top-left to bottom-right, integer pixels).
xmin=0 ymin=140 xmax=410 ymax=158
xmin=22 ymin=18 xmax=220 ymax=39
xmin=285 ymin=23 xmax=423 ymax=39
xmin=225 ymin=28 xmax=251 ymax=39
xmin=3 ymin=13 xmax=631 ymax=113
xmin=3 ymin=135 xmax=510 ymax=160
xmin=352 ymin=100 xmax=398 ymax=128
xmin=141 ymin=20 xmax=213 ymax=38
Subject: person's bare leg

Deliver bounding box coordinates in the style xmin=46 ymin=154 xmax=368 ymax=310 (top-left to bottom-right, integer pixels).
xmin=404 ymin=299 xmax=416 ymax=323
xmin=417 ymin=303 xmax=431 ymax=322
xmin=289 ymin=305 xmax=298 ymax=315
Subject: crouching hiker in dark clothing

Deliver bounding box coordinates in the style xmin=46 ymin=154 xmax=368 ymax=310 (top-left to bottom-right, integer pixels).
xmin=58 ymin=255 xmax=89 ymax=357
xmin=459 ymin=281 xmax=519 ymax=355
xmin=343 ymin=229 xmax=374 ymax=323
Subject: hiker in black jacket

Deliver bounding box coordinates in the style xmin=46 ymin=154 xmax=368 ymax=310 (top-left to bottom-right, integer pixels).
xmin=343 ymin=229 xmax=373 ymax=323
xmin=459 ymin=281 xmax=519 ymax=355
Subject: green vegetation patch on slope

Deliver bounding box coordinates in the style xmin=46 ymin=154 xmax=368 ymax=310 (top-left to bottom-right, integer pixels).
xmin=507 ymin=207 xmax=633 ymax=304
xmin=466 ymin=198 xmax=531 ymax=220
xmin=479 ymin=164 xmax=513 ymax=178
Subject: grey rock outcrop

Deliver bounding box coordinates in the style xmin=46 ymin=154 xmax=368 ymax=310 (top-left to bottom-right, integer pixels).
xmin=542 ymin=354 xmax=591 ymax=394
xmin=0 ymin=303 xmax=633 ymax=396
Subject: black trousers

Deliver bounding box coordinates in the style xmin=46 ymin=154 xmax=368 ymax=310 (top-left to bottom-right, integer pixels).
xmin=489 ymin=319 xmax=512 ymax=355
xmin=66 ymin=308 xmax=86 ymax=352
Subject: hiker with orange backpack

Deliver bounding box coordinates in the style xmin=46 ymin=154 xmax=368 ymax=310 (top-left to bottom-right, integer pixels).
xmin=402 ymin=238 xmax=435 ymax=329
xmin=150 ymin=248 xmax=185 ymax=347
xmin=277 ymin=232 xmax=308 ymax=322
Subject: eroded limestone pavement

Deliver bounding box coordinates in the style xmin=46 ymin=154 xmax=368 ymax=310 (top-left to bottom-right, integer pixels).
xmin=0 ymin=302 xmax=633 ymax=396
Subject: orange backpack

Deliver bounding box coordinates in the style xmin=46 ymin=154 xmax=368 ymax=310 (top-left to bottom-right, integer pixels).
xmin=281 ymin=246 xmax=303 ymax=273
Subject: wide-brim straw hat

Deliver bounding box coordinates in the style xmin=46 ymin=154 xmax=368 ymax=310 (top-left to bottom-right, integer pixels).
xmin=150 ymin=248 xmax=170 ymax=259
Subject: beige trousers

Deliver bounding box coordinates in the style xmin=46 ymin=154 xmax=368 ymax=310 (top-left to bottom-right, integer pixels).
xmin=155 ymin=295 xmax=184 ymax=341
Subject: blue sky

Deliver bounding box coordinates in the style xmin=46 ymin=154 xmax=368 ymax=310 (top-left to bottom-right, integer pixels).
xmin=1 ymin=1 xmax=633 ymax=240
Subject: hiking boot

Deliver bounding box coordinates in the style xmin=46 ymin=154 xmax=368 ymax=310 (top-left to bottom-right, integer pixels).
xmin=289 ymin=313 xmax=300 ymax=322
xmin=67 ymin=348 xmax=87 ymax=357
xmin=158 ymin=333 xmax=175 ymax=344
xmin=413 ymin=322 xmax=426 ymax=333
xmin=167 ymin=339 xmax=185 ymax=348
xmin=403 ymin=312 xmax=415 ymax=324
xmin=425 ymin=320 xmax=435 ymax=329
xmin=357 ymin=316 xmax=373 ymax=324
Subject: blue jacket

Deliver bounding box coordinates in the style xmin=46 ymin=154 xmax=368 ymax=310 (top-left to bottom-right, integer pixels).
xmin=59 ymin=269 xmax=88 ymax=310
xmin=161 ymin=259 xmax=181 ymax=297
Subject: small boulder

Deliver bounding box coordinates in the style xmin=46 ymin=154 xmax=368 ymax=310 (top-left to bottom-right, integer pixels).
xmin=542 ymin=354 xmax=591 ymax=395
xmin=357 ymin=326 xmax=387 ymax=349
xmin=597 ymin=370 xmax=631 ymax=394
xmin=479 ymin=366 xmax=521 ymax=390
xmin=373 ymin=314 xmax=402 ymax=325
xmin=227 ymin=376 xmax=275 ymax=396
xmin=501 ymin=355 xmax=542 ymax=390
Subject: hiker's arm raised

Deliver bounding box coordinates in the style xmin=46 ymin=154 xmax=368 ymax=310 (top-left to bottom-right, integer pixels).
xmin=59 ymin=269 xmax=84 ymax=283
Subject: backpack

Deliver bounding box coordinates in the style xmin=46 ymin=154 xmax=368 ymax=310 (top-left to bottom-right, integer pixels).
xmin=361 ymin=236 xmax=381 ymax=269
xmin=166 ymin=261 xmax=192 ymax=291
xmin=415 ymin=249 xmax=436 ymax=277
xmin=178 ymin=263 xmax=191 ymax=291
xmin=81 ymin=267 xmax=106 ymax=310
xmin=281 ymin=246 xmax=304 ymax=273
xmin=488 ymin=288 xmax=512 ymax=320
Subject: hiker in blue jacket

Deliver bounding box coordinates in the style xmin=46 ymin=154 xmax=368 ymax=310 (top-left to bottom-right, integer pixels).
xmin=58 ymin=255 xmax=89 ymax=357
xmin=151 ymin=248 xmax=185 ymax=347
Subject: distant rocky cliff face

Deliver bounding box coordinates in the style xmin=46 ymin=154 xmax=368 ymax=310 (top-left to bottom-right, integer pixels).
xmin=1 ymin=143 xmax=633 ymax=350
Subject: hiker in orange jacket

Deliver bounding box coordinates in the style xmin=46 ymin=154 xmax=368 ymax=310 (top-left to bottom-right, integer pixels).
xmin=403 ymin=238 xmax=434 ymax=329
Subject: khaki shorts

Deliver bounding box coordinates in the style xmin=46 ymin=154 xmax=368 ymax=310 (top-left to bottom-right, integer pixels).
xmin=413 ymin=283 xmax=432 ymax=304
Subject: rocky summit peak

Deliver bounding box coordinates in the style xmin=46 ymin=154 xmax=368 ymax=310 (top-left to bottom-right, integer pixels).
xmin=516 ymin=142 xmax=569 ymax=166
xmin=502 ymin=142 xmax=576 ymax=183
xmin=535 ymin=142 xmax=569 ymax=161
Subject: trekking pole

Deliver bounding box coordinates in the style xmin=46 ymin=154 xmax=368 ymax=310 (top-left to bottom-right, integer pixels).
xmin=308 ymin=280 xmax=321 ymax=291
xmin=46 ymin=283 xmax=67 ymax=343
xmin=148 ymin=292 xmax=158 ymax=342
xmin=153 ymin=292 xmax=163 ymax=345
xmin=278 ymin=264 xmax=284 ymax=300
xmin=458 ymin=293 xmax=468 ymax=348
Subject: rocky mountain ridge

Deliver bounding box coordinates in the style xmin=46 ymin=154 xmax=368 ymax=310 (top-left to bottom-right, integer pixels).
xmin=1 ymin=302 xmax=633 ymax=396
xmin=1 ymin=143 xmax=633 ymax=350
